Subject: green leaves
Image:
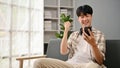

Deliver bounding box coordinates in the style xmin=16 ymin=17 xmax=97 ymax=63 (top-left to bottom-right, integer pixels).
xmin=55 ymin=31 xmax=64 ymax=39
xmin=60 ymin=14 xmax=73 ymax=23
xmin=55 ymin=13 xmax=73 ymax=39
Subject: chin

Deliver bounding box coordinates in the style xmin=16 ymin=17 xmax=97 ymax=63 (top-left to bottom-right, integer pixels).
xmin=82 ymin=24 xmax=91 ymax=27
xmin=84 ymin=25 xmax=90 ymax=27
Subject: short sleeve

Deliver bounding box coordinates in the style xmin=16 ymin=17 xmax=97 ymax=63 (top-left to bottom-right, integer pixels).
xmin=67 ymin=31 xmax=79 ymax=49
xmin=67 ymin=31 xmax=79 ymax=59
xmin=97 ymin=34 xmax=106 ymax=60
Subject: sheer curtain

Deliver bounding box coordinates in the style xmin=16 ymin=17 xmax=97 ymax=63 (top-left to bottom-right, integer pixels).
xmin=0 ymin=0 xmax=43 ymax=68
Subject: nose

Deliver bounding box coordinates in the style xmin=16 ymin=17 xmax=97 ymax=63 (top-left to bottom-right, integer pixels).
xmin=82 ymin=17 xmax=87 ymax=21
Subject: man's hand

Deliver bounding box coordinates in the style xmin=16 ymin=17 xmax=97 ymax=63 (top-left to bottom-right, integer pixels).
xmin=64 ymin=21 xmax=71 ymax=32
xmin=83 ymin=29 xmax=96 ymax=47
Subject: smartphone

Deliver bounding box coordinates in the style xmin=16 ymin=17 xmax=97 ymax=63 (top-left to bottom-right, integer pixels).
xmin=84 ymin=27 xmax=92 ymax=36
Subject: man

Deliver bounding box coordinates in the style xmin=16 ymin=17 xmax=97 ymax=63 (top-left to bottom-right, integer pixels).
xmin=34 ymin=5 xmax=106 ymax=68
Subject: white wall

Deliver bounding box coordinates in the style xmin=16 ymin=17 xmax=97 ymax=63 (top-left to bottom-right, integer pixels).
xmin=75 ymin=0 xmax=120 ymax=40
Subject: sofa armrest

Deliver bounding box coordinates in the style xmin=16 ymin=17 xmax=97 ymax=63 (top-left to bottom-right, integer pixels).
xmin=16 ymin=55 xmax=47 ymax=60
xmin=16 ymin=55 xmax=47 ymax=68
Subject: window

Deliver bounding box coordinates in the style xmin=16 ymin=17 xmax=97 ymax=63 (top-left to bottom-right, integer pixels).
xmin=0 ymin=0 xmax=43 ymax=68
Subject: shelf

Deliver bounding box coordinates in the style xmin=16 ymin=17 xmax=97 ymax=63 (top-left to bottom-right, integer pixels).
xmin=44 ymin=30 xmax=58 ymax=32
xmin=45 ymin=5 xmax=58 ymax=8
xmin=44 ymin=0 xmax=74 ymax=43
xmin=60 ymin=6 xmax=74 ymax=9
xmin=44 ymin=17 xmax=59 ymax=20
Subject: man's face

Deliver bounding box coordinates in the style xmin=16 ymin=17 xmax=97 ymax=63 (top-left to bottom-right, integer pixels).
xmin=78 ymin=13 xmax=92 ymax=28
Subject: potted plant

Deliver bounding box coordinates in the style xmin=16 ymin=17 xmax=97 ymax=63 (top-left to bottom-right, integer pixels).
xmin=55 ymin=14 xmax=73 ymax=39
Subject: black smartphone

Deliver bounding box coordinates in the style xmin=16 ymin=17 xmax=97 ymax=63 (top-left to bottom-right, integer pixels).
xmin=84 ymin=27 xmax=92 ymax=36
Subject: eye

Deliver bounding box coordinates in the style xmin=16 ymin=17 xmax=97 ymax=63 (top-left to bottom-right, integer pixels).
xmin=80 ymin=16 xmax=84 ymax=18
xmin=86 ymin=14 xmax=91 ymax=17
xmin=86 ymin=15 xmax=89 ymax=17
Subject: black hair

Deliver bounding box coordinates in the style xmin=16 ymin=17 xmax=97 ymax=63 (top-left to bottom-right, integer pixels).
xmin=76 ymin=5 xmax=93 ymax=17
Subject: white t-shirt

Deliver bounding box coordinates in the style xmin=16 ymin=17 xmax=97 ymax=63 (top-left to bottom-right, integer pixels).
xmin=66 ymin=36 xmax=93 ymax=64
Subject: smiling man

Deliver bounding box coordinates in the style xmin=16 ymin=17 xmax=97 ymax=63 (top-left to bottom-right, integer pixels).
xmin=34 ymin=5 xmax=106 ymax=68
xmin=60 ymin=5 xmax=106 ymax=68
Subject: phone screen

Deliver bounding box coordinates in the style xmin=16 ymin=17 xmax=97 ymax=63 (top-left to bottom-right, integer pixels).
xmin=84 ymin=27 xmax=92 ymax=36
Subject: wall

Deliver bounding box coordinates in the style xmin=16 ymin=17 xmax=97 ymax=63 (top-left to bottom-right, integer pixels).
xmin=74 ymin=0 xmax=120 ymax=40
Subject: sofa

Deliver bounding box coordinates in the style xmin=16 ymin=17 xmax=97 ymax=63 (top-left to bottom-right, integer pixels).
xmin=45 ymin=39 xmax=120 ymax=68
xmin=16 ymin=39 xmax=120 ymax=68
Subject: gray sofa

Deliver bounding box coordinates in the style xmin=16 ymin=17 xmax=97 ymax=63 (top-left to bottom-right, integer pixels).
xmin=45 ymin=39 xmax=120 ymax=68
xmin=104 ymin=40 xmax=120 ymax=68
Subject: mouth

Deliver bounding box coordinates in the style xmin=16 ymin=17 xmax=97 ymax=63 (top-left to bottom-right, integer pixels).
xmin=82 ymin=22 xmax=89 ymax=26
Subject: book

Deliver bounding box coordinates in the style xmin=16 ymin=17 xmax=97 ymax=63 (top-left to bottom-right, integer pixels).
xmin=44 ymin=21 xmax=52 ymax=30
xmin=44 ymin=11 xmax=52 ymax=18
xmin=60 ymin=9 xmax=67 ymax=16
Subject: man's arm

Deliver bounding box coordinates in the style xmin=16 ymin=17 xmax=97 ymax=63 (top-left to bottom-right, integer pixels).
xmin=83 ymin=29 xmax=105 ymax=65
xmin=60 ymin=21 xmax=71 ymax=55
xmin=91 ymin=44 xmax=104 ymax=65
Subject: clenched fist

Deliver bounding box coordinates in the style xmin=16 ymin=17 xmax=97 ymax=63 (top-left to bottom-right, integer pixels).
xmin=64 ymin=21 xmax=71 ymax=32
